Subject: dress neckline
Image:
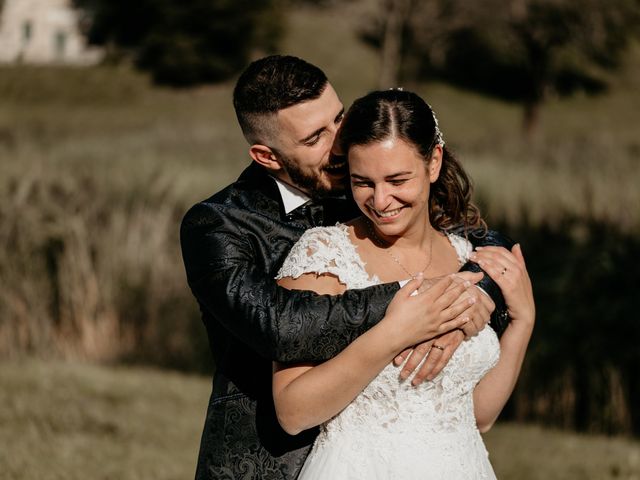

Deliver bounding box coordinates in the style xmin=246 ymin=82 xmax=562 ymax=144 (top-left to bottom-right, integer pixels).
xmin=335 ymin=223 xmax=472 ymax=285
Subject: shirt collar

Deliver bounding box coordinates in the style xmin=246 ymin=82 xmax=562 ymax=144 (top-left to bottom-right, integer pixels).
xmin=272 ymin=177 xmax=311 ymax=214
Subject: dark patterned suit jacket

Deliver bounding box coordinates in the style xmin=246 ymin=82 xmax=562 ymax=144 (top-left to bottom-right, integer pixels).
xmin=180 ymin=162 xmax=511 ymax=480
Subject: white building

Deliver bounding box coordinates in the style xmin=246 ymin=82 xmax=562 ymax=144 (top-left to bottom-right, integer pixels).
xmin=0 ymin=0 xmax=102 ymax=64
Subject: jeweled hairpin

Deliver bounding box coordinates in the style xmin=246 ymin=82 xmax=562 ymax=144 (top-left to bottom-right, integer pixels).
xmin=427 ymin=103 xmax=445 ymax=147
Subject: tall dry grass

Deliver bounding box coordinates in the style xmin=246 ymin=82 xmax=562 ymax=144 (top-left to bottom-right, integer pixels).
xmin=0 ymin=66 xmax=245 ymax=369
xmin=0 ymin=149 xmax=210 ymax=368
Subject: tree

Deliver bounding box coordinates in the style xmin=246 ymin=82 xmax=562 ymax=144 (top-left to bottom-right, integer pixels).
xmin=378 ymin=0 xmax=412 ymax=88
xmin=74 ymin=0 xmax=284 ymax=87
xmin=362 ymin=0 xmax=640 ymax=136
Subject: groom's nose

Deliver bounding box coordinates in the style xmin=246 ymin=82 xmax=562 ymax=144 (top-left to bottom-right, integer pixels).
xmin=330 ymin=138 xmax=344 ymax=157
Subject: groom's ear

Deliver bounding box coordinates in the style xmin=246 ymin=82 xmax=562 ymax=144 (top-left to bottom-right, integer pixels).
xmin=249 ymin=144 xmax=284 ymax=172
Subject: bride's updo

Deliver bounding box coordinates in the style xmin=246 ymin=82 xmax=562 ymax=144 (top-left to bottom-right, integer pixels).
xmin=339 ymin=89 xmax=485 ymax=233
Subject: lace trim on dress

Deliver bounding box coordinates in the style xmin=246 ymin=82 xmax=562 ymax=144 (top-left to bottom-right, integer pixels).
xmin=277 ymin=226 xmax=473 ymax=286
xmin=446 ymin=232 xmax=473 ymax=266
xmin=276 ymin=224 xmax=380 ymax=289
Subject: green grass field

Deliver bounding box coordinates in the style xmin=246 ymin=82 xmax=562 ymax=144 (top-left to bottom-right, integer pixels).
xmin=0 ymin=360 xmax=638 ymax=480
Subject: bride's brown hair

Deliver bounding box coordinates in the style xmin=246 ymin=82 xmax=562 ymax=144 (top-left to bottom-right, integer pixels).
xmin=339 ymin=89 xmax=486 ymax=233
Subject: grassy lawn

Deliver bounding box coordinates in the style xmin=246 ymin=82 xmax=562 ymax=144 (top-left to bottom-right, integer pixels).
xmin=0 ymin=361 xmax=208 ymax=480
xmin=1 ymin=360 xmax=638 ymax=480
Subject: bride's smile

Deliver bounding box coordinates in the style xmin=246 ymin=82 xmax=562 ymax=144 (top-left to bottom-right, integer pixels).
xmin=349 ymin=137 xmax=441 ymax=240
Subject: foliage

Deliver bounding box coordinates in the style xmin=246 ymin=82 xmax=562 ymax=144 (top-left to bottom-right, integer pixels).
xmin=362 ymin=0 xmax=640 ymax=133
xmin=73 ymin=0 xmax=285 ymax=86
xmin=290 ymin=0 xmax=358 ymax=7
xmin=498 ymin=218 xmax=640 ymax=435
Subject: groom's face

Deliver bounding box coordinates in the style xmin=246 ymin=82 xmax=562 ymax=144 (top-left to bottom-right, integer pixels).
xmin=272 ymin=84 xmax=348 ymax=197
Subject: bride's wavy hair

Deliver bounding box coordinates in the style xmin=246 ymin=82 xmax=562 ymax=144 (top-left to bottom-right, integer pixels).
xmin=339 ymin=89 xmax=486 ymax=233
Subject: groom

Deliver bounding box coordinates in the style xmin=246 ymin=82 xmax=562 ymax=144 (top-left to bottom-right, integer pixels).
xmin=181 ymin=55 xmax=506 ymax=480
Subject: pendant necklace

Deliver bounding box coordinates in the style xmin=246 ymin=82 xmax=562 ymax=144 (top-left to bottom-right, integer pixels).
xmin=366 ymin=219 xmax=434 ymax=279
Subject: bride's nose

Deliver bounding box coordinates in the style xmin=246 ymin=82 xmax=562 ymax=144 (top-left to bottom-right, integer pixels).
xmin=372 ymin=185 xmax=392 ymax=211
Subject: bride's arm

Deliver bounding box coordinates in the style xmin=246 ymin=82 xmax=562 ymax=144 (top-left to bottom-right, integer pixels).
xmin=470 ymin=244 xmax=535 ymax=432
xmin=273 ymin=273 xmax=473 ymax=435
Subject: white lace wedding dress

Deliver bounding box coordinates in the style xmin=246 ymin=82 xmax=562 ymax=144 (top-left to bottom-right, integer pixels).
xmin=276 ymin=224 xmax=501 ymax=479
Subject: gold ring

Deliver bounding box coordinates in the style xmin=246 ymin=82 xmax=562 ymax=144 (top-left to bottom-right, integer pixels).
xmin=432 ymin=344 xmax=445 ymax=351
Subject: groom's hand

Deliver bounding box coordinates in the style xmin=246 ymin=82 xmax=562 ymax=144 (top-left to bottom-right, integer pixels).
xmin=394 ymin=330 xmax=465 ymax=385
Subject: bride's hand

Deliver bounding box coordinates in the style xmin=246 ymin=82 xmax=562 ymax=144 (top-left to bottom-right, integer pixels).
xmin=384 ymin=273 xmax=482 ymax=350
xmin=470 ymin=244 xmax=535 ymax=328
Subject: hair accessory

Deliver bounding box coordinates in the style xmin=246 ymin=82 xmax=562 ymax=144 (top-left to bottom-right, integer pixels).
xmin=427 ymin=103 xmax=445 ymax=147
xmin=388 ymin=86 xmax=404 ymax=91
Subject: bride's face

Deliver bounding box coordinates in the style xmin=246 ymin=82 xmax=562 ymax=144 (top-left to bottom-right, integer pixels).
xmin=349 ymin=138 xmax=442 ymax=239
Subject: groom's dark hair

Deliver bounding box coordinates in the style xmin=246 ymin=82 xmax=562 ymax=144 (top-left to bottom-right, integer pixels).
xmin=233 ymin=55 xmax=328 ymax=146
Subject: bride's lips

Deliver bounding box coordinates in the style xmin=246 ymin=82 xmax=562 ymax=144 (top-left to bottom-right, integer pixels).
xmin=368 ymin=205 xmax=405 ymax=222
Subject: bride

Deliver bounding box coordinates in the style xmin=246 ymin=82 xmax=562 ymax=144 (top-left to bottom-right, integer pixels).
xmin=273 ymin=89 xmax=535 ymax=479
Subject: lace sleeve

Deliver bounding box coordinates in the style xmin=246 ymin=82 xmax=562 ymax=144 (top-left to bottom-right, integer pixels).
xmin=276 ymin=225 xmax=376 ymax=288
xmin=446 ymin=233 xmax=473 ymax=265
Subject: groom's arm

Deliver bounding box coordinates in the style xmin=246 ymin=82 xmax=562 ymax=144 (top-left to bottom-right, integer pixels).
xmin=459 ymin=228 xmax=515 ymax=337
xmin=180 ymin=202 xmax=399 ymax=364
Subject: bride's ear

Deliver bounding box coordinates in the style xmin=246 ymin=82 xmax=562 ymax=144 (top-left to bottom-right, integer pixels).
xmin=428 ymin=145 xmax=443 ymax=183
xmin=249 ymin=144 xmax=284 ymax=173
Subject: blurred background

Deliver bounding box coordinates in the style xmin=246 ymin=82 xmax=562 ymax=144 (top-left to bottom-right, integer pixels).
xmin=0 ymin=0 xmax=639 ymax=478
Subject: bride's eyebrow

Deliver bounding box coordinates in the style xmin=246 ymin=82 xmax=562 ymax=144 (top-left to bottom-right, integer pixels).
xmin=385 ymin=172 xmax=412 ymax=179
xmin=350 ymin=171 xmax=413 ymax=180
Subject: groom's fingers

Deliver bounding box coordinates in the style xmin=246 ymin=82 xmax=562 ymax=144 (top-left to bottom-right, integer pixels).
xmin=399 ymin=340 xmax=433 ymax=380
xmin=393 ymin=347 xmax=413 ymax=367
xmin=412 ymin=330 xmax=464 ymax=385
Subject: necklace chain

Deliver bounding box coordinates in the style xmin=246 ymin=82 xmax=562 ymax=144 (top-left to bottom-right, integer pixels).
xmin=366 ymin=220 xmax=434 ymax=279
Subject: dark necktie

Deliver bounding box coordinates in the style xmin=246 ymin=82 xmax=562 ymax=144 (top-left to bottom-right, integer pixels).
xmin=286 ymin=201 xmax=324 ymax=227
xmin=297 ymin=197 xmax=360 ymax=227
xmin=302 ymin=201 xmax=324 ymax=227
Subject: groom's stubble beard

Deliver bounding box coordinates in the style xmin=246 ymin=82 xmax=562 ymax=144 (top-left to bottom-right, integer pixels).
xmin=278 ymin=152 xmax=348 ymax=200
